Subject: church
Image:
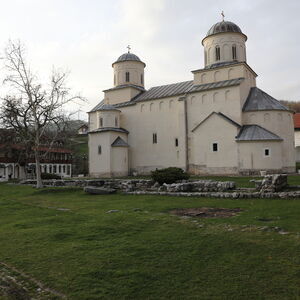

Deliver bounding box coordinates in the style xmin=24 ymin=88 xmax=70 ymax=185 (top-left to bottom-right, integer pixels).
xmin=88 ymin=17 xmax=295 ymax=177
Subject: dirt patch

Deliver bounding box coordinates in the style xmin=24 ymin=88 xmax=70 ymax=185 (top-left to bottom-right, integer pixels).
xmin=170 ymin=207 xmax=242 ymax=218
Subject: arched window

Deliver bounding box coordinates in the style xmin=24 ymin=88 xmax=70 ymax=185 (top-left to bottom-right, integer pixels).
xmin=115 ymin=117 xmax=118 ymax=127
xmin=100 ymin=117 xmax=103 ymax=127
xmin=159 ymin=101 xmax=163 ymax=110
xmin=125 ymin=72 xmax=130 ymax=82
xmin=204 ymin=50 xmax=207 ymax=65
xmin=215 ymin=46 xmax=220 ymax=61
xmin=114 ymin=74 xmax=116 ymax=85
xmin=141 ymin=74 xmax=144 ymax=84
xmin=232 ymin=45 xmax=237 ymax=59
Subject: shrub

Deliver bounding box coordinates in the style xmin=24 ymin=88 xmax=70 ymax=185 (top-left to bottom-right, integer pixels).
xmin=151 ymin=167 xmax=189 ymax=185
xmin=41 ymin=173 xmax=61 ymax=180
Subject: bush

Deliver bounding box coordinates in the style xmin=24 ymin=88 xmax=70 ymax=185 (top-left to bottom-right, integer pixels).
xmin=151 ymin=167 xmax=189 ymax=185
xmin=41 ymin=173 xmax=61 ymax=180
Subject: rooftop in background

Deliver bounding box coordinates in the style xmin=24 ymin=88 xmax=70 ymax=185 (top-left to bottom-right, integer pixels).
xmin=294 ymin=113 xmax=300 ymax=129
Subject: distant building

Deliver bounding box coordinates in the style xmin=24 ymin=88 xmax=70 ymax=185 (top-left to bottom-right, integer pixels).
xmin=293 ymin=113 xmax=300 ymax=162
xmin=0 ymin=130 xmax=73 ymax=180
xmin=78 ymin=124 xmax=89 ymax=135
xmin=88 ymin=17 xmax=295 ymax=177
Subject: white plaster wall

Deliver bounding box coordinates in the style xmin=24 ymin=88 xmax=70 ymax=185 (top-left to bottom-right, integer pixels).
xmin=187 ymin=86 xmax=242 ymax=126
xmin=203 ymin=32 xmax=247 ymax=66
xmin=190 ymin=113 xmax=239 ymax=173
xmin=89 ymin=132 xmax=111 ymax=176
xmin=237 ymin=141 xmax=283 ymax=170
xmin=111 ymin=147 xmax=128 ymax=176
xmin=113 ymin=61 xmax=145 ymax=87
xmin=105 ymin=87 xmax=142 ymax=105
xmin=118 ymin=96 xmax=186 ymax=174
xmin=97 ymin=110 xmax=120 ymax=128
xmin=193 ymin=64 xmax=256 ymax=87
xmin=242 ymin=110 xmax=295 ymax=169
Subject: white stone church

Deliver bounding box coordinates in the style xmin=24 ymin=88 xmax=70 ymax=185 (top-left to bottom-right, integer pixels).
xmin=88 ymin=18 xmax=295 ymax=177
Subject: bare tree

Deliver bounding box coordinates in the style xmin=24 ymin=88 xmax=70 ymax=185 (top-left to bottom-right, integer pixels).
xmin=0 ymin=40 xmax=84 ymax=188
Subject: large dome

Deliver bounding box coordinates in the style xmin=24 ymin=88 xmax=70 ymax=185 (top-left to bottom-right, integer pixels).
xmin=113 ymin=53 xmax=146 ymax=66
xmin=205 ymin=21 xmax=247 ymax=40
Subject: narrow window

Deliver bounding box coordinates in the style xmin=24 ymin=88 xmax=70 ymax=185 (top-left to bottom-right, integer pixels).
xmin=63 ymin=165 xmax=66 ymax=173
xmin=212 ymin=143 xmax=218 ymax=152
xmin=215 ymin=46 xmax=220 ymax=61
xmin=100 ymin=117 xmax=103 ymax=127
xmin=114 ymin=74 xmax=116 ymax=85
xmin=141 ymin=74 xmax=144 ymax=84
xmin=264 ymin=148 xmax=270 ymax=157
xmin=153 ymin=133 xmax=157 ymax=144
xmin=175 ymin=138 xmax=179 ymax=147
xmin=125 ymin=72 xmax=130 ymax=82
xmin=115 ymin=117 xmax=118 ymax=127
xmin=98 ymin=145 xmax=102 ymax=155
xmin=59 ymin=165 xmax=61 ymax=173
xmin=232 ymin=45 xmax=237 ymax=59
xmin=53 ymin=165 xmax=57 ymax=173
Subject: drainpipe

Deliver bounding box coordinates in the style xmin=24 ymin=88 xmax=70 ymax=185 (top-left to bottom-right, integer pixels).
xmin=179 ymin=95 xmax=189 ymax=172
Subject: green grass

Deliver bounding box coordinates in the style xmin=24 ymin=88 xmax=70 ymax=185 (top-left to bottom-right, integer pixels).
xmin=0 ymin=183 xmax=300 ymax=299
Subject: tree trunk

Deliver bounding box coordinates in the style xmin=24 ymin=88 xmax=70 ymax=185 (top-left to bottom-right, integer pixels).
xmin=35 ymin=151 xmax=43 ymax=188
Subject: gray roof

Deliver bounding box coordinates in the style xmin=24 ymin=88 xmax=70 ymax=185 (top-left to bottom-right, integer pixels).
xmin=134 ymin=80 xmax=194 ymax=102
xmin=98 ymin=104 xmax=120 ymax=112
xmin=88 ymin=127 xmax=129 ymax=134
xmin=190 ymin=78 xmax=244 ymax=93
xmin=236 ymin=125 xmax=282 ymax=141
xmin=133 ymin=78 xmax=244 ymax=102
xmin=89 ymin=100 xmax=104 ymax=112
xmin=243 ymin=87 xmax=289 ymax=112
xmin=111 ymin=136 xmax=129 ymax=147
xmin=103 ymin=84 xmax=145 ymax=93
xmin=112 ymin=52 xmax=146 ymax=67
xmin=205 ymin=21 xmax=246 ymax=40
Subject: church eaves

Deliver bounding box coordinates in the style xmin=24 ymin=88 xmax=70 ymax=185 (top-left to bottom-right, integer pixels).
xmin=242 ymin=87 xmax=289 ymax=112
xmin=236 ymin=125 xmax=283 ymax=141
xmin=111 ymin=136 xmax=129 ymax=147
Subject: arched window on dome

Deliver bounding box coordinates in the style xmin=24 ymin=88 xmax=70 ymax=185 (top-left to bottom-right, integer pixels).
xmin=215 ymin=46 xmax=220 ymax=61
xmin=125 ymin=72 xmax=130 ymax=82
xmin=232 ymin=45 xmax=237 ymax=60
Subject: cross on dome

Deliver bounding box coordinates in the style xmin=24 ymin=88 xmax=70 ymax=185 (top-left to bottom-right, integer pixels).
xmin=127 ymin=45 xmax=131 ymax=53
xmin=221 ymin=11 xmax=225 ymax=21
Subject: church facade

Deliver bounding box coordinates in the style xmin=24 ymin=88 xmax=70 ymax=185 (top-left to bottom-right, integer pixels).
xmin=88 ymin=19 xmax=295 ymax=177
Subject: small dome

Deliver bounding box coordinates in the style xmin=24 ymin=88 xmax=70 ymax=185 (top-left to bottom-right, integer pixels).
xmin=205 ymin=21 xmax=246 ymax=40
xmin=113 ymin=52 xmax=146 ymax=66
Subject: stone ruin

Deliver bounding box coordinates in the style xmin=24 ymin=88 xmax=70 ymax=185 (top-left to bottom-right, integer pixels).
xmin=251 ymin=174 xmax=288 ymax=193
xmin=19 ymin=174 xmax=299 ymax=199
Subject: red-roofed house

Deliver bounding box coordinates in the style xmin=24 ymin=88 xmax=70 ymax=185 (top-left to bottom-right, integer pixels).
xmin=293 ymin=113 xmax=300 ymax=162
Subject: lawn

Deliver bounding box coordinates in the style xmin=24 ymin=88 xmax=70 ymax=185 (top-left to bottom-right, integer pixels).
xmin=0 ymin=183 xmax=299 ymax=299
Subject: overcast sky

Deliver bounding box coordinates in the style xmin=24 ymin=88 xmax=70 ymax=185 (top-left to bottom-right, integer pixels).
xmin=0 ymin=0 xmax=299 ymax=119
